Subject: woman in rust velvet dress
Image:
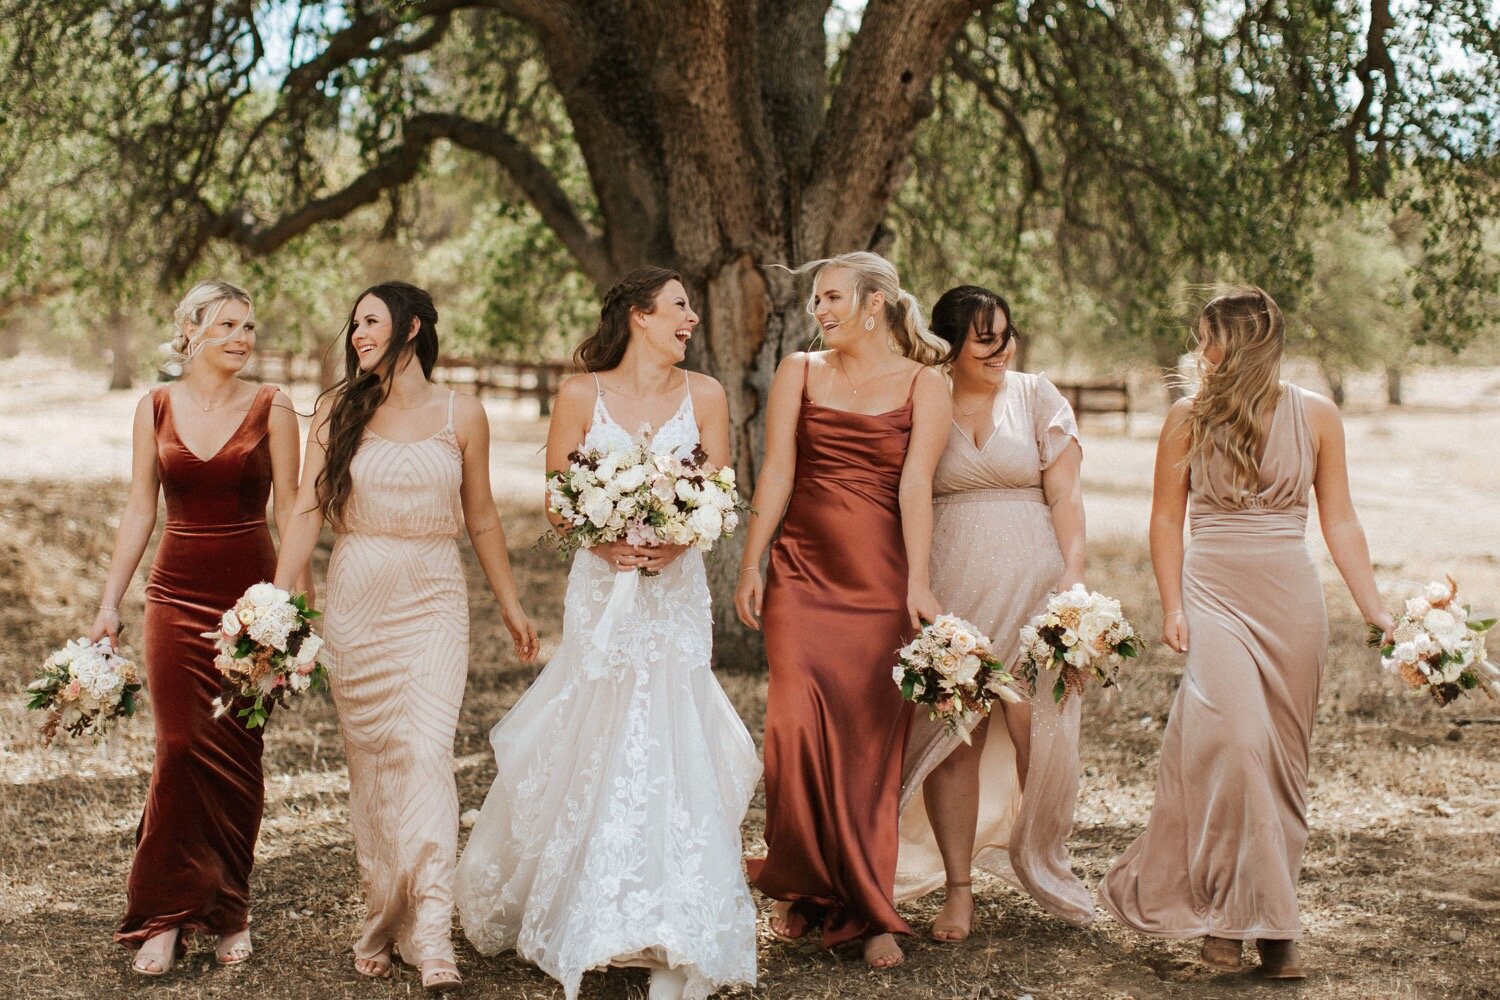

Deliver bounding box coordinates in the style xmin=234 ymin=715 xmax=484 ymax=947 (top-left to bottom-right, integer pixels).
xmin=735 ymin=252 xmax=951 ymax=970
xmin=90 ymin=281 xmax=303 ymax=975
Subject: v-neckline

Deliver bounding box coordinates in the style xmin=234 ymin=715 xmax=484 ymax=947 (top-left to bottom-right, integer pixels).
xmin=951 ymin=383 xmax=1007 ymax=452
xmin=596 ymin=388 xmax=692 ymax=446
xmin=165 ymin=387 xmax=259 ymax=464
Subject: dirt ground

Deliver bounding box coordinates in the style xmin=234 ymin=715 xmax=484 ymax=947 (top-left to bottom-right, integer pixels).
xmin=1 ymin=354 xmax=1497 ymax=1000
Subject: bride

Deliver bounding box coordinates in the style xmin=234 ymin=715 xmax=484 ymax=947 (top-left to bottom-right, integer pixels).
xmin=454 ymin=267 xmax=759 ymax=1000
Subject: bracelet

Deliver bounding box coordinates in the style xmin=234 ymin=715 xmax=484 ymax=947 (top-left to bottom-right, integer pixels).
xmin=1163 ymin=610 xmax=1185 ymax=620
xmin=99 ymin=604 xmax=119 ymax=614
xmin=738 ymin=566 xmax=760 ymax=577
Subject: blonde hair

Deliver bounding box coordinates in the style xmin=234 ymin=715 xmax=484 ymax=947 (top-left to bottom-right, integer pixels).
xmin=165 ymin=280 xmax=253 ymax=367
xmin=1186 ymin=285 xmax=1286 ymax=497
xmin=796 ymin=251 xmax=948 ymax=364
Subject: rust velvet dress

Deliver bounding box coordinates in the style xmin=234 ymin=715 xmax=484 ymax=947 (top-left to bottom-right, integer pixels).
xmin=747 ymin=358 xmax=918 ymax=947
xmin=116 ymin=385 xmax=277 ymax=947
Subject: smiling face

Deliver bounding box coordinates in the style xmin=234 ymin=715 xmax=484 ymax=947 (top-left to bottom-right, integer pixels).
xmin=951 ymin=309 xmax=1015 ymax=389
xmin=811 ymin=266 xmax=882 ymax=350
xmin=630 ymin=279 xmax=698 ymax=364
xmin=349 ymin=293 xmax=411 ymax=373
xmin=187 ymin=298 xmax=256 ymax=375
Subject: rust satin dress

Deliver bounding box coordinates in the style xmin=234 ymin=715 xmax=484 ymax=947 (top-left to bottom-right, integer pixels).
xmin=748 ymin=358 xmax=918 ymax=946
xmin=116 ymin=385 xmax=277 ymax=947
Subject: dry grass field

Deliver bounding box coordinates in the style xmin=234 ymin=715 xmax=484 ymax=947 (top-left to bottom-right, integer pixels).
xmin=1 ymin=356 xmax=1498 ymax=1000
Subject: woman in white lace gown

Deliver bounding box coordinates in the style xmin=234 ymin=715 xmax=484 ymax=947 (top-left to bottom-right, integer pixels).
xmin=455 ymin=267 xmax=759 ymax=1000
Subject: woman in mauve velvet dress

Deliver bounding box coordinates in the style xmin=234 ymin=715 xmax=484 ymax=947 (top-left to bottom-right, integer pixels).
xmin=1098 ymin=286 xmax=1394 ymax=979
xmin=734 ymin=252 xmax=951 ymax=971
xmin=90 ymin=280 xmax=304 ymax=976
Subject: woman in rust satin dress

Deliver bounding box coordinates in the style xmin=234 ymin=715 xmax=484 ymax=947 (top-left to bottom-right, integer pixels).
xmin=735 ymin=252 xmax=951 ymax=969
xmin=90 ymin=281 xmax=304 ymax=975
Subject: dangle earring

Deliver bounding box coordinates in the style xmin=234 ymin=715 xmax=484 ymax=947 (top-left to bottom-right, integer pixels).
xmin=864 ymin=316 xmax=875 ymax=331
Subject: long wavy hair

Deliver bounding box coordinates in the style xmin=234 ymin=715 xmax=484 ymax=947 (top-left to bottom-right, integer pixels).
xmin=795 ymin=251 xmax=948 ymax=364
xmin=572 ymin=267 xmax=682 ymax=372
xmin=317 ymin=282 xmax=440 ymax=531
xmin=929 ymin=284 xmax=1021 ymax=364
xmin=1186 ymin=285 xmax=1286 ymax=497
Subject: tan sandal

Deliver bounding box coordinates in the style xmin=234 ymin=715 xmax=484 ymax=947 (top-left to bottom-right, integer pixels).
xmin=421 ymin=958 xmax=463 ymax=993
xmin=130 ymin=927 xmax=182 ymax=977
xmin=215 ymin=928 xmax=253 ymax=966
xmin=1200 ymin=935 xmax=1243 ymax=971
xmin=931 ymin=880 xmax=974 ymax=943
xmin=863 ymin=932 xmax=904 ymax=970
xmin=768 ymin=900 xmax=809 ymax=941
xmin=1256 ymin=939 xmax=1307 ymax=979
xmin=354 ymin=945 xmax=393 ymax=979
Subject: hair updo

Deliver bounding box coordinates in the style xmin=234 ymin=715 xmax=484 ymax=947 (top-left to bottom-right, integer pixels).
xmin=573 ymin=267 xmax=682 ymax=373
xmin=797 ymin=251 xmax=947 ymax=364
xmin=164 ymin=280 xmax=253 ymax=368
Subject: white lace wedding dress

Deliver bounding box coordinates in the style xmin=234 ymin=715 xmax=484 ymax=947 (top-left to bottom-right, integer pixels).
xmin=454 ymin=384 xmax=760 ymax=1000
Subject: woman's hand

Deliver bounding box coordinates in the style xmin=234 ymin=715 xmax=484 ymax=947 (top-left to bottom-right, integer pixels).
xmin=634 ymin=543 xmax=688 ymax=574
xmin=501 ymin=601 xmax=539 ymax=663
xmin=590 ymin=540 xmax=646 ymax=573
xmin=907 ymin=583 xmax=942 ymax=631
xmin=1162 ymin=609 xmax=1189 ymax=653
xmin=1055 ymin=573 xmax=1085 ymax=594
xmin=1369 ymin=610 xmax=1397 ymax=646
xmin=735 ymin=566 xmax=763 ymax=630
xmin=89 ymin=606 xmax=121 ymax=648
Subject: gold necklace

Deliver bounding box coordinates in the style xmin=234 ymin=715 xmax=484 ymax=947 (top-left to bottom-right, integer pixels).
xmin=183 ymin=383 xmax=235 ymax=412
xmin=954 ymin=390 xmax=999 ymax=417
xmin=833 ymin=356 xmax=899 ymax=397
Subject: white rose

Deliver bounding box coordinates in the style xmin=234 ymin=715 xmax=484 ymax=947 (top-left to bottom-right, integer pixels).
xmin=954 ymin=654 xmax=982 ymax=688
xmin=674 ymin=479 xmax=698 ymax=502
xmin=1392 ymin=642 xmax=1418 ymax=665
xmin=614 ymin=465 xmax=648 ymax=492
xmin=687 ymin=505 xmax=723 ymax=541
xmin=1425 ymin=580 xmax=1453 ymax=603
xmin=950 ymin=630 xmax=978 ymax=655
xmin=295 ymin=634 xmax=323 ymax=666
xmin=245 ymin=582 xmax=280 ymax=608
xmin=1405 ymin=596 xmax=1431 ymax=619
xmin=221 ymin=609 xmax=243 ymax=637
xmin=722 ymin=511 xmax=740 ymax=535
xmin=237 ymin=607 xmax=257 ymax=625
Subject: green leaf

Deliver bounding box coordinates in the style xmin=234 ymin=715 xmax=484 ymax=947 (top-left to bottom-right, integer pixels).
xmin=1052 ymin=676 xmax=1066 ymax=703
xmin=1117 ymin=641 xmax=1138 ymax=658
xmin=1467 ymin=618 xmax=1495 ymax=632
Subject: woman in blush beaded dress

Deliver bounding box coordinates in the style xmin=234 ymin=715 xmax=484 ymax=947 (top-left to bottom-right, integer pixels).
xmin=272 ymin=282 xmax=537 ymax=992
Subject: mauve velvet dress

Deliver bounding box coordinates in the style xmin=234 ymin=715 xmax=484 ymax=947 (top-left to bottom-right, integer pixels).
xmin=747 ymin=356 xmax=919 ymax=947
xmin=1099 ymin=383 xmax=1328 ymax=941
xmin=117 ymin=384 xmax=276 ymax=947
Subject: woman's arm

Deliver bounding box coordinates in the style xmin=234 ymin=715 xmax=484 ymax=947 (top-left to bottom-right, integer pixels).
xmin=456 ymin=394 xmax=538 ymax=662
xmin=899 ymin=366 xmax=953 ymax=629
xmin=1151 ymin=398 xmax=1194 ymax=653
xmin=266 ymin=388 xmax=314 ymax=603
xmin=1305 ymin=392 xmax=1395 ymax=634
xmin=733 ymin=354 xmax=805 ymax=629
xmin=271 ymin=396 xmax=333 ymax=592
xmin=1042 ymin=439 xmax=1086 ymax=591
xmin=89 ymin=394 xmax=161 ymax=647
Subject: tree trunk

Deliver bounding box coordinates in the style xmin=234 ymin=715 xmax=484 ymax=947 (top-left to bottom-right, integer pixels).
xmin=107 ymin=310 xmax=134 ymax=390
xmin=1323 ymin=366 xmax=1346 ymax=406
xmin=0 ymin=321 xmax=20 ymax=359
xmin=1385 ymin=363 xmax=1403 ymax=406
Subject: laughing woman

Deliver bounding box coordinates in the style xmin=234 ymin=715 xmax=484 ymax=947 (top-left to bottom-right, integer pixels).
xmin=91 ymin=280 xmax=304 ymax=975
xmin=272 ymin=282 xmax=537 ymax=992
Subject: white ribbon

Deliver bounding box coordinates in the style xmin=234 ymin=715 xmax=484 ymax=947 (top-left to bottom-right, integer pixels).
xmin=582 ymin=569 xmax=639 ymax=679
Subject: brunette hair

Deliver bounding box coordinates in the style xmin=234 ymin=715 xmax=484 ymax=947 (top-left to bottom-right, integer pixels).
xmin=1186 ymin=285 xmax=1286 ymax=497
xmin=573 ymin=267 xmax=682 ymax=372
xmin=316 ymin=282 xmax=440 ymax=530
xmin=929 ymin=284 xmax=1021 ymax=365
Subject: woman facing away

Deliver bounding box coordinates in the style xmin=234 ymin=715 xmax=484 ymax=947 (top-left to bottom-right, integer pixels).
xmin=735 ymin=251 xmax=952 ymax=970
xmin=896 ymin=284 xmax=1095 ymax=939
xmin=272 ymin=281 xmax=537 ymax=992
xmin=1097 ymin=286 xmax=1395 ymax=979
xmin=91 ymin=280 xmax=304 ymax=974
xmin=454 ymin=267 xmax=759 ymax=1000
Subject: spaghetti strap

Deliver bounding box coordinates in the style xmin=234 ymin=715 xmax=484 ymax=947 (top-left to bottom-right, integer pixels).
xmin=681 ymin=370 xmax=697 ymax=419
xmin=801 ymin=354 xmax=812 ymax=401
xmin=905 ymin=366 xmax=923 ymax=405
xmin=445 ymin=388 xmax=456 ymax=429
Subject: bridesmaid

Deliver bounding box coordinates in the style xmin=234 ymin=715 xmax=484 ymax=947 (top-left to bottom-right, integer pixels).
xmin=90 ymin=280 xmax=303 ymax=974
xmin=1097 ymin=286 xmax=1395 ymax=979
xmin=735 ymin=251 xmax=951 ymax=970
xmin=896 ymin=285 xmax=1094 ymax=939
xmin=272 ymin=282 xmax=538 ymax=992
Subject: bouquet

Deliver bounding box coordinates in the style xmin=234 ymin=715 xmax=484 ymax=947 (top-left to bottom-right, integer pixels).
xmin=1372 ymin=577 xmax=1497 ymax=706
xmin=894 ymin=614 xmax=1026 ymax=742
xmin=1017 ymin=584 xmax=1140 ymax=705
xmin=26 ymin=637 xmax=143 ymax=744
xmin=205 ymin=582 xmax=326 ymax=729
xmin=546 ymin=443 xmax=745 ymax=569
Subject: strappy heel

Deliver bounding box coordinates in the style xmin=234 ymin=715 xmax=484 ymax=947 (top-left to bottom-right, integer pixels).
xmin=420 ymin=958 xmax=463 ymax=993
xmin=215 ymin=928 xmax=253 ymax=966
xmin=768 ymin=900 xmax=809 ymax=941
xmin=931 ymin=880 xmax=974 ymax=943
xmin=353 ymin=944 xmax=393 ymax=979
xmin=130 ymin=927 xmax=183 ymax=977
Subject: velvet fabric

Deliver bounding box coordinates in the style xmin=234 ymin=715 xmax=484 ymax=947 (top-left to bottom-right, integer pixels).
xmin=747 ymin=358 xmax=918 ymax=947
xmin=116 ymin=385 xmax=276 ymax=947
